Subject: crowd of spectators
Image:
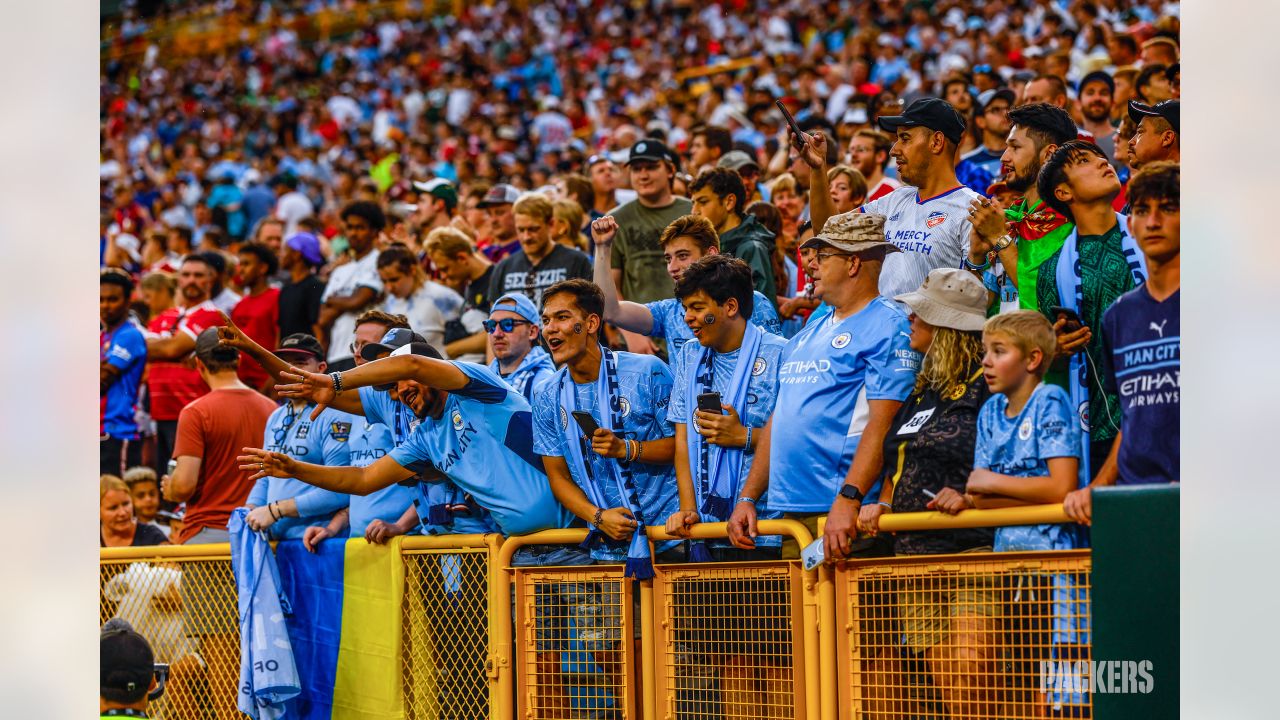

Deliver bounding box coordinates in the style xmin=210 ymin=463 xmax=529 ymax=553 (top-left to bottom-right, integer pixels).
xmin=100 ymin=0 xmax=1181 ymax=714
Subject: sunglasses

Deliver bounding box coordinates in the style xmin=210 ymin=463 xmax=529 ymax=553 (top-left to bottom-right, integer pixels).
xmin=483 ymin=318 xmax=531 ymax=334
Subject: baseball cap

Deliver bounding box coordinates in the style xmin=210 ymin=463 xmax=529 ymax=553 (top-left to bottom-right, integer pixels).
xmin=894 ymin=268 xmax=988 ymax=332
xmin=274 ymin=333 xmax=325 ymax=361
xmin=360 ymin=327 xmax=427 ymax=363
xmin=101 ymin=618 xmax=155 ymax=701
xmin=717 ymin=150 xmax=760 ymax=173
xmin=477 ymin=183 xmax=521 ymax=208
xmin=840 ymin=105 xmax=870 ymax=125
xmin=412 ymin=178 xmax=458 ymax=211
xmin=285 ymin=232 xmax=325 ymax=267
xmin=390 ymin=341 xmax=445 ymax=360
xmin=626 ymin=138 xmax=673 ymax=166
xmin=877 ymin=97 xmax=967 ymax=144
xmin=490 ymin=292 xmax=541 ymax=326
xmin=977 ymin=87 xmax=1016 ymax=110
xmin=1078 ymin=70 xmax=1115 ymax=96
xmin=194 ymin=326 xmax=239 ymax=365
xmin=1128 ymin=99 xmax=1179 ymax=134
xmin=800 ymin=211 xmax=900 ymax=255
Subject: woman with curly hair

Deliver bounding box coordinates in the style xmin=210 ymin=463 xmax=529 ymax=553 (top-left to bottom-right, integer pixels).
xmin=861 ymin=267 xmax=1001 ymax=718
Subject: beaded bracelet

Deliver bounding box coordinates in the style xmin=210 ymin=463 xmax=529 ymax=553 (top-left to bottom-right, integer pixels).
xmin=592 ymin=507 xmax=605 ymax=529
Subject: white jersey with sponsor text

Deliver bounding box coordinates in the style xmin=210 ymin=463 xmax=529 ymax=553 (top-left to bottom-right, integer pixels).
xmin=861 ymin=185 xmax=980 ymax=299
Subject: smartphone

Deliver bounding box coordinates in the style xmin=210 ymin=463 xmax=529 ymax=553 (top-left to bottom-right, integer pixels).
xmin=1048 ymin=305 xmax=1083 ymax=328
xmin=166 ymin=458 xmax=178 ymax=477
xmin=801 ymin=537 xmax=826 ymax=571
xmin=775 ymin=99 xmax=808 ymax=149
xmin=571 ymin=410 xmax=600 ymax=437
xmin=696 ymin=392 xmax=723 ymax=414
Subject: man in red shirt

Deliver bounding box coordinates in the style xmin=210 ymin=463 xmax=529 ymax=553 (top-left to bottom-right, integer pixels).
xmin=847 ymin=128 xmax=902 ymax=201
xmin=159 ymin=328 xmax=274 ymax=720
xmin=145 ymin=254 xmax=226 ymax=474
xmin=231 ymin=242 xmax=280 ymax=393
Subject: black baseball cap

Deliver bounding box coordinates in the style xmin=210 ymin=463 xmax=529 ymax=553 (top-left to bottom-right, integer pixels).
xmin=1078 ymin=70 xmax=1115 ymax=96
xmin=626 ymin=138 xmax=674 ymax=166
xmin=194 ymin=326 xmax=239 ymax=364
xmin=1128 ymin=99 xmax=1179 ymax=134
xmin=101 ymin=618 xmax=154 ymax=701
xmin=476 ymin=183 xmax=520 ymax=208
xmin=359 ymin=327 xmax=426 ymax=363
xmin=390 ymin=341 xmax=444 ymax=360
xmin=877 ymin=97 xmax=966 ymax=144
xmin=274 ymin=333 xmax=325 ymax=361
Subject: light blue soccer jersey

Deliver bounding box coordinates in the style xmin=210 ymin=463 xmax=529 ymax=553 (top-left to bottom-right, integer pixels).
xmin=345 ymin=419 xmax=416 ymax=537
xmin=249 ymin=402 xmax=355 ymax=540
xmin=646 ymin=292 xmax=782 ymax=371
xmin=388 ymin=362 xmax=573 ymax=536
xmin=670 ymin=332 xmax=787 ymax=548
xmin=768 ymin=297 xmax=920 ymax=512
xmin=533 ymin=352 xmax=680 ymax=562
xmin=975 ymin=383 xmax=1084 ymax=552
xmin=358 ymin=383 xmax=495 ymax=535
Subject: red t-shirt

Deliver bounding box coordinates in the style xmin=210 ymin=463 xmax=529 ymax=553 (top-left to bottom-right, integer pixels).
xmin=146 ymin=302 xmax=225 ymax=421
xmin=230 ymin=288 xmax=280 ymax=390
xmin=173 ymin=388 xmax=277 ymax=543
xmin=867 ymin=177 xmax=901 ymax=202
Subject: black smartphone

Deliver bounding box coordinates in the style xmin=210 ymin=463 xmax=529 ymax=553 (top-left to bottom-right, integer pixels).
xmin=775 ymin=99 xmax=807 ymax=149
xmin=696 ymin=391 xmax=723 ymax=414
xmin=571 ymin=410 xmax=600 ymax=436
xmin=1048 ymin=305 xmax=1083 ymax=328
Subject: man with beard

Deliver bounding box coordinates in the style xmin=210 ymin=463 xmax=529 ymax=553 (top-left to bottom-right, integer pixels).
xmin=809 ymin=98 xmax=981 ymax=300
xmin=968 ymin=103 xmax=1080 ymax=320
xmin=1077 ymin=71 xmax=1118 ymax=161
xmin=145 ymin=254 xmax=227 ymax=475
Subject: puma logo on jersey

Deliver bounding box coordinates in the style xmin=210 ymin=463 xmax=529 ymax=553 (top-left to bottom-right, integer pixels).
xmin=1149 ymin=319 xmax=1168 ymax=338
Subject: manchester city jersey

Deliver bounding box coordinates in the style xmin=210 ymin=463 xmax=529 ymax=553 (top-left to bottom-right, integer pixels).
xmin=533 ymin=352 xmax=680 ymax=562
xmin=358 ymin=383 xmax=494 ymax=534
xmin=768 ymin=298 xmax=920 ymax=512
xmin=388 ymin=362 xmax=573 ymax=536
xmin=646 ymin=291 xmax=783 ymax=373
xmin=670 ymin=333 xmax=787 ymax=548
xmin=861 ymin=185 xmax=981 ymax=300
xmin=346 ymin=419 xmax=416 ymax=537
xmin=249 ymin=402 xmax=356 ymax=540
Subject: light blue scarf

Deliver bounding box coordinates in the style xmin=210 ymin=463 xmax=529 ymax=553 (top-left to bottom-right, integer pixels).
xmin=1054 ymin=212 xmax=1146 ymax=481
xmin=684 ymin=323 xmax=762 ymax=561
xmin=229 ymin=508 xmax=300 ymax=720
xmin=559 ymin=347 xmax=654 ymax=580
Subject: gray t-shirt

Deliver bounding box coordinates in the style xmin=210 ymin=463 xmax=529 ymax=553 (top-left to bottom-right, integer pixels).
xmin=608 ymin=197 xmax=692 ymax=305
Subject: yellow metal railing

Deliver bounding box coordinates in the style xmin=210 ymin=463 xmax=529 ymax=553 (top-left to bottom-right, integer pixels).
xmin=100 ymin=504 xmax=1089 ymax=720
xmin=101 ymin=543 xmax=240 ymax=720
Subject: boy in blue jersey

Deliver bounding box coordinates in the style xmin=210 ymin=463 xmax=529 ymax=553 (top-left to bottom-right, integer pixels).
xmin=727 ymin=211 xmax=920 ymax=562
xmin=487 ymin=292 xmax=557 ymax=401
xmin=242 ymin=334 xmax=355 ymax=540
xmin=1065 ymin=162 xmax=1180 ymax=526
xmin=533 ymin=278 xmax=680 ymax=575
xmin=661 ymin=254 xmax=790 ymax=711
xmin=663 ymin=255 xmax=785 ymax=559
xmin=101 ymin=269 xmax=147 ymax=476
xmin=936 ymin=310 xmax=1086 ymax=715
xmin=592 ymin=213 xmax=781 ymax=372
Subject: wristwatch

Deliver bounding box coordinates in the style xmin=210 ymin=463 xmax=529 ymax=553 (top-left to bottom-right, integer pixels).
xmin=838 ymin=484 xmax=865 ymax=503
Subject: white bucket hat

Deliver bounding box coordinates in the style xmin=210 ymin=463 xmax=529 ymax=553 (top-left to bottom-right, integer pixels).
xmin=894 ymin=268 xmax=988 ymax=331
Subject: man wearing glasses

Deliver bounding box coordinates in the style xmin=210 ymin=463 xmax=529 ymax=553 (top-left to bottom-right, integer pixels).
xmin=956 ymin=88 xmax=1015 ymax=196
xmin=728 ymin=212 xmax=919 ymax=563
xmin=486 ymin=293 xmax=556 ymax=401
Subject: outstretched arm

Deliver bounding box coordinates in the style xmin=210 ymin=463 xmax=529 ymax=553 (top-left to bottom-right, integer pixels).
xmin=219 ymin=313 xmax=367 ymax=414
xmin=276 ymin=354 xmax=469 ymax=419
xmin=239 ymin=449 xmax=415 ymax=496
